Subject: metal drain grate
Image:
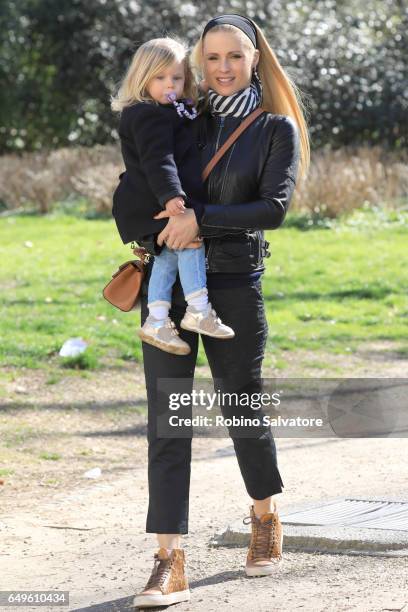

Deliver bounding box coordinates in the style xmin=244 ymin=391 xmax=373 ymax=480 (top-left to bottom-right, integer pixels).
xmin=281 ymin=498 xmax=408 ymax=532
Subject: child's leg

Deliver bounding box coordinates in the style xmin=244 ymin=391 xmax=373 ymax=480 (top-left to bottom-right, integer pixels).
xmin=148 ymin=246 xmax=178 ymax=321
xmin=141 ymin=247 xmax=191 ymax=355
xmin=176 ymin=244 xmax=208 ymax=311
xmin=177 ymin=246 xmax=234 ymax=339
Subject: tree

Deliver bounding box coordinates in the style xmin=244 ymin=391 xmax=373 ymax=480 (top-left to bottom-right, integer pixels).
xmin=0 ymin=0 xmax=406 ymax=153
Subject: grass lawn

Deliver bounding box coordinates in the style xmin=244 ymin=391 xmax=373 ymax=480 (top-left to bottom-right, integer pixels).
xmin=1 ymin=207 xmax=407 ymax=370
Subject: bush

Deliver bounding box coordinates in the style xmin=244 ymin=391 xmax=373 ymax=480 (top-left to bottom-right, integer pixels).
xmin=292 ymin=145 xmax=408 ymax=218
xmin=0 ymin=144 xmax=122 ymax=214
xmin=1 ymin=144 xmax=406 ymax=218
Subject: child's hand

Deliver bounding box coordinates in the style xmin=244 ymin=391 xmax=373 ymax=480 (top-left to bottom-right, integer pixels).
xmin=154 ymin=197 xmax=185 ymax=219
xmin=165 ymin=197 xmax=186 ymax=216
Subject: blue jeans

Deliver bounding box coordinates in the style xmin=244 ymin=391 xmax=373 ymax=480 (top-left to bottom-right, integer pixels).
xmin=148 ymin=244 xmax=207 ymax=307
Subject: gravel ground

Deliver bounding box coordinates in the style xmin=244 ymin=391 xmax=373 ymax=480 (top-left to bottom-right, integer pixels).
xmin=1 ymin=437 xmax=407 ymax=612
xmin=1 ymin=343 xmax=407 ymax=612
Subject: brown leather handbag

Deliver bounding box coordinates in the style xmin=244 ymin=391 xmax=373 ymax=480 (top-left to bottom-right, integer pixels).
xmin=102 ymin=248 xmax=149 ymax=311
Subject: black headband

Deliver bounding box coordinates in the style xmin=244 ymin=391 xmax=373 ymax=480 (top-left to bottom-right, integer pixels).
xmin=202 ymin=14 xmax=258 ymax=48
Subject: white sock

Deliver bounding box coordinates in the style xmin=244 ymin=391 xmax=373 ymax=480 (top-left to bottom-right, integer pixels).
xmin=187 ymin=291 xmax=208 ymax=312
xmin=148 ymin=304 xmax=169 ymax=321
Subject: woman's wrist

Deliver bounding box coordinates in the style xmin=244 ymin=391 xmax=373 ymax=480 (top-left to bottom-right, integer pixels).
xmin=188 ymin=198 xmax=205 ymax=224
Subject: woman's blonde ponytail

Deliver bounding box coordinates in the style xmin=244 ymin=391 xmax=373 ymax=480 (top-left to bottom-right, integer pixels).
xmin=254 ymin=24 xmax=310 ymax=180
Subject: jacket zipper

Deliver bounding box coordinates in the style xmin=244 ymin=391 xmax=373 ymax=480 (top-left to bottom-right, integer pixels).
xmin=214 ymin=116 xmax=238 ymax=203
xmin=205 ymin=116 xmax=225 ymax=271
xmin=209 ymin=116 xmax=225 ymax=203
xmin=205 ymin=241 xmax=214 ymax=271
xmin=214 ymin=116 xmax=225 ymax=152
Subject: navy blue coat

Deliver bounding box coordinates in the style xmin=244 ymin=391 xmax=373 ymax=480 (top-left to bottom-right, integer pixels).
xmin=112 ymin=101 xmax=205 ymax=246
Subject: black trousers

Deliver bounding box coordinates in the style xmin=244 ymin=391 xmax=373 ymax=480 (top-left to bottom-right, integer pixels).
xmin=140 ymin=268 xmax=284 ymax=534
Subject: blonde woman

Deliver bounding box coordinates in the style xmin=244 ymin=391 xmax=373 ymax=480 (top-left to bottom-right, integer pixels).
xmin=132 ymin=13 xmax=310 ymax=609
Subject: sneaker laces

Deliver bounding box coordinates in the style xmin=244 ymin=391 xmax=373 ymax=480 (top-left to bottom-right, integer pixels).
xmin=243 ymin=513 xmax=278 ymax=560
xmin=164 ymin=318 xmax=179 ymax=336
xmin=144 ymin=553 xmax=173 ymax=591
xmin=207 ymin=302 xmax=222 ymax=325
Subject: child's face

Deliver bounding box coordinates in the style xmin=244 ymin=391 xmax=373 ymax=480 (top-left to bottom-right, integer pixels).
xmin=146 ymin=60 xmax=186 ymax=104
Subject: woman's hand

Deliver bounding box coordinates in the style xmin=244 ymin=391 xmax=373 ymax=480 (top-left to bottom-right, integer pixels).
xmin=154 ymin=208 xmax=199 ymax=249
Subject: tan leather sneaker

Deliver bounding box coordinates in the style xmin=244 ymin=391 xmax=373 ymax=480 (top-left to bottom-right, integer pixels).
xmin=138 ymin=316 xmax=191 ymax=355
xmin=133 ymin=547 xmax=190 ymax=608
xmin=243 ymin=502 xmax=283 ymax=576
xmin=180 ymin=303 xmax=235 ymax=339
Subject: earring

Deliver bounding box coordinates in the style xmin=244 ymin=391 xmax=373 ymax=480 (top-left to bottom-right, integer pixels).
xmin=252 ymin=67 xmax=263 ymax=99
xmin=255 ymin=68 xmax=263 ymax=81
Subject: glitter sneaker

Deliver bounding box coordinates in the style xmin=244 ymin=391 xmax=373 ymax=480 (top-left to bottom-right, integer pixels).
xmin=180 ymin=303 xmax=235 ymax=339
xmin=243 ymin=502 xmax=283 ymax=576
xmin=133 ymin=547 xmax=190 ymax=608
xmin=138 ymin=316 xmax=191 ymax=355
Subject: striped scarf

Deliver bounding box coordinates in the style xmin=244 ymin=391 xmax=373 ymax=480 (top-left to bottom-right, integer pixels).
xmin=207 ymin=70 xmax=262 ymax=118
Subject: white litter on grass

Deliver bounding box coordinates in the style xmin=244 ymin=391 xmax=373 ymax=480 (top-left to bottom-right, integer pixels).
xmin=14 ymin=385 xmax=28 ymax=394
xmin=83 ymin=468 xmax=102 ymax=479
xmin=59 ymin=337 xmax=88 ymax=357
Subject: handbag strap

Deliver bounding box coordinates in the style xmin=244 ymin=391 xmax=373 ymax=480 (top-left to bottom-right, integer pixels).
xmin=202 ymin=107 xmax=265 ymax=182
xmin=112 ymin=259 xmax=144 ymax=278
xmin=131 ymin=246 xmax=151 ymax=263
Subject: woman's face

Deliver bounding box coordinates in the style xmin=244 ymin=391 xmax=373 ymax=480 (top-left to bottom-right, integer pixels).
xmin=202 ymin=29 xmax=259 ymax=96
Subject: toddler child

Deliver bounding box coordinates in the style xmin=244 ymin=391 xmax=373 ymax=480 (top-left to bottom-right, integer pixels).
xmin=111 ymin=37 xmax=234 ymax=355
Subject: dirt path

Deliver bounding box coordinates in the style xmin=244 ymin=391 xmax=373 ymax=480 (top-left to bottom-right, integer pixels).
xmin=1 ymin=436 xmax=407 ymax=611
xmin=1 ymin=342 xmax=407 ymax=611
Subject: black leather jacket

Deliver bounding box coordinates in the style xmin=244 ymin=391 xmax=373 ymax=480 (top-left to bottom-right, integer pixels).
xmin=196 ymin=110 xmax=300 ymax=274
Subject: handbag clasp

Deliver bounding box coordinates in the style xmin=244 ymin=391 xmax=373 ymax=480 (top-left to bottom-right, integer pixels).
xmin=262 ymin=240 xmax=271 ymax=258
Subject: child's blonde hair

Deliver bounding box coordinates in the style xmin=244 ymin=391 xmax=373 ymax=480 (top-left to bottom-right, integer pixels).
xmin=111 ymin=37 xmax=198 ymax=112
xmin=191 ymin=23 xmax=310 ymax=180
